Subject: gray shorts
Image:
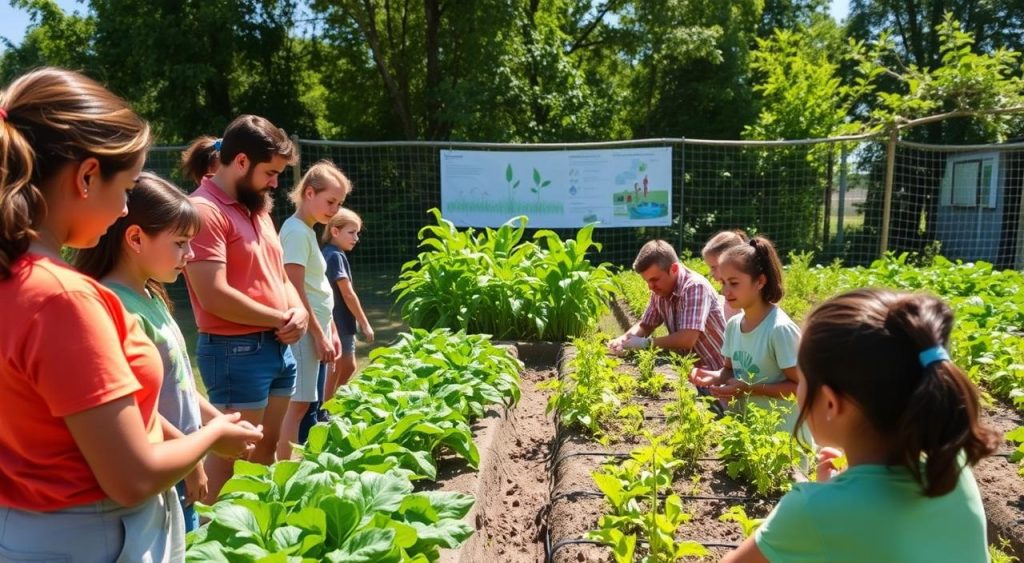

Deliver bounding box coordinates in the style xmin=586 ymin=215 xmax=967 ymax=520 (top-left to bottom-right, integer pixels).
xmin=0 ymin=489 xmax=184 ymax=563
xmin=291 ymin=330 xmax=325 ymax=403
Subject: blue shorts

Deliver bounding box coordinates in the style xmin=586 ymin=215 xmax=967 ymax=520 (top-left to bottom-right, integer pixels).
xmin=197 ymin=331 xmax=296 ymax=410
xmin=339 ymin=333 xmax=356 ymax=355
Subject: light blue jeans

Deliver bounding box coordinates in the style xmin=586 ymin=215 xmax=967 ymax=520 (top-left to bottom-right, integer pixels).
xmin=0 ymin=489 xmax=184 ymax=562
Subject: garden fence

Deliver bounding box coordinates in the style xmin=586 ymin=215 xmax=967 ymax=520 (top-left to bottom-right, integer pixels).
xmin=144 ymin=135 xmax=1024 ymax=280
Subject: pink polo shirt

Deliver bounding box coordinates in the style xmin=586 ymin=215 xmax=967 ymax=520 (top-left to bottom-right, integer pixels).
xmin=185 ymin=177 xmax=289 ymax=335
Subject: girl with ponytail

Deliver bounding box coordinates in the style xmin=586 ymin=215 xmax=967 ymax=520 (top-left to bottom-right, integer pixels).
xmin=689 ymin=235 xmax=804 ymax=435
xmin=723 ymin=289 xmax=998 ymax=563
xmin=0 ymin=68 xmax=261 ymax=561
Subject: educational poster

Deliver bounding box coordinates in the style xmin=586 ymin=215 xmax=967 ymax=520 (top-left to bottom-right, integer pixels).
xmin=440 ymin=147 xmax=672 ymax=228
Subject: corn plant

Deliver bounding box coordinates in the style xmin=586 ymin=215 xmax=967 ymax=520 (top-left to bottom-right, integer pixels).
xmin=393 ymin=209 xmax=617 ymax=341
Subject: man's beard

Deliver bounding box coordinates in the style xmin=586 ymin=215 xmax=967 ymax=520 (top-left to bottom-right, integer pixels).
xmin=236 ymin=169 xmax=273 ymax=214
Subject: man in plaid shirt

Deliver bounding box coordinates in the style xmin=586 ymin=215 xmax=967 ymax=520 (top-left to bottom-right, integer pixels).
xmin=609 ymin=240 xmax=725 ymax=370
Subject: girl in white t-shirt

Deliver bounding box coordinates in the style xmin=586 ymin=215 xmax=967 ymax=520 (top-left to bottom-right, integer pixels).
xmin=276 ymin=160 xmax=352 ymax=460
xmin=689 ymin=236 xmax=802 ymax=434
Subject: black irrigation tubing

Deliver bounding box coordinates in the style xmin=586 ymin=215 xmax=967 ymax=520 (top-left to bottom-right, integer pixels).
xmin=549 ymin=489 xmax=764 ymax=505
xmin=547 ymin=536 xmax=742 ymax=563
xmin=549 ymin=451 xmax=730 ymax=492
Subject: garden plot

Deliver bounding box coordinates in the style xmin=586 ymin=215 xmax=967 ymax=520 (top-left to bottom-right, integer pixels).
xmin=544 ymin=338 xmax=793 ymax=563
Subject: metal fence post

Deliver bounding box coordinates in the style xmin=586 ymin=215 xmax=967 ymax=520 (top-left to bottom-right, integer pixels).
xmin=836 ymin=144 xmax=848 ymax=245
xmin=291 ymin=134 xmax=302 ymax=187
xmin=879 ymin=129 xmax=897 ymax=257
xmin=678 ymin=138 xmax=686 ymax=253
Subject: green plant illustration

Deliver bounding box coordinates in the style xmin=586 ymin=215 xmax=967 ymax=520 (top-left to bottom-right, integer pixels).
xmin=505 ymin=163 xmax=520 ymax=209
xmin=530 ymin=167 xmax=551 ymax=201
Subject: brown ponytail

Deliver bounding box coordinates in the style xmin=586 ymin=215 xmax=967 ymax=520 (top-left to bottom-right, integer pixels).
xmin=719 ymin=235 xmax=785 ymax=304
xmin=180 ymin=136 xmax=220 ymax=185
xmin=0 ymin=68 xmax=151 ymax=279
xmin=796 ymin=289 xmax=999 ymax=497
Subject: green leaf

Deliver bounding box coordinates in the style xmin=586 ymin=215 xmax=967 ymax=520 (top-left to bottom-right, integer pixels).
xmin=342 ymin=470 xmax=414 ymax=517
xmin=326 ymin=528 xmax=399 ymax=563
xmin=320 ymin=496 xmax=361 ymax=547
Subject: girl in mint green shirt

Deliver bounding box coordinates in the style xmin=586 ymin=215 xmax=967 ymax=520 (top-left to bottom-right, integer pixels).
xmin=689 ymin=237 xmax=803 ymax=436
xmin=75 ymin=173 xmax=227 ymax=532
xmin=723 ymin=289 xmax=1000 ymax=563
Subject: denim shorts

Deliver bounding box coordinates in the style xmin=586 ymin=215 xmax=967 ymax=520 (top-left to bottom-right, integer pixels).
xmin=197 ymin=331 xmax=296 ymax=410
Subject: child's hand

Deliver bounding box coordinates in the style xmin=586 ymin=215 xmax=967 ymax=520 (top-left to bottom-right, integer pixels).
xmin=689 ymin=367 xmax=720 ymax=387
xmin=207 ymin=413 xmax=264 ymax=459
xmin=359 ymin=322 xmax=375 ymax=343
xmin=314 ymin=332 xmax=334 ymax=363
xmin=709 ymin=378 xmax=749 ymax=399
xmin=184 ymin=462 xmax=208 ymax=506
xmin=815 ymin=447 xmax=845 ymax=483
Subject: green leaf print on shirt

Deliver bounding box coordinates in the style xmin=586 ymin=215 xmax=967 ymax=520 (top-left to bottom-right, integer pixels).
xmin=731 ymin=350 xmax=761 ymax=384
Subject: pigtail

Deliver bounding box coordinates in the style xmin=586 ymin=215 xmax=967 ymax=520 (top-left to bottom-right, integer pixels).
xmin=885 ymin=295 xmax=999 ymax=496
xmin=0 ymin=111 xmax=44 ymax=278
xmin=180 ymin=136 xmax=220 ymax=185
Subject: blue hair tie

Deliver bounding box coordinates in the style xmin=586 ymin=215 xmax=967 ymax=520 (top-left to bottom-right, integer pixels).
xmin=918 ymin=346 xmax=950 ymax=368
xmin=213 ymin=138 xmax=222 ymax=151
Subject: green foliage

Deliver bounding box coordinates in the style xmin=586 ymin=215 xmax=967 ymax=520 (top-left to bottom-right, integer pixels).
xmin=540 ymin=334 xmax=635 ymax=441
xmin=719 ymin=402 xmax=804 ymax=497
xmin=187 ymin=463 xmax=474 ymax=562
xmin=394 ymin=209 xmax=616 ymax=341
xmin=188 ymin=327 xmax=520 ymax=560
xmin=587 ymin=435 xmax=708 ymax=562
xmin=989 ymin=538 xmax=1020 ymax=563
xmin=718 ymin=505 xmax=765 ymax=539
xmin=617 ymin=269 xmax=652 ymax=320
xmin=633 ymin=347 xmax=668 ymax=397
xmin=850 ymin=13 xmax=1024 ymax=138
xmin=746 ymin=18 xmax=866 ymax=140
xmin=663 ymin=356 xmax=717 ymax=471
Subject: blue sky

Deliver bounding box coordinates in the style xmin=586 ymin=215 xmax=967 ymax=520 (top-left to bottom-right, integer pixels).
xmin=1 ymin=0 xmax=853 ymax=48
xmin=0 ymin=0 xmax=85 ymax=46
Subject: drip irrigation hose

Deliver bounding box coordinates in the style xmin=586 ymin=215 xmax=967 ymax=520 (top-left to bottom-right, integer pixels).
xmin=547 ymin=536 xmax=741 ymax=563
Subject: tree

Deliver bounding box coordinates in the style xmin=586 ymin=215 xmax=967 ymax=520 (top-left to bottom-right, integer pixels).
xmin=0 ymin=0 xmax=95 ymax=83
xmin=849 ymin=13 xmax=1024 ymax=255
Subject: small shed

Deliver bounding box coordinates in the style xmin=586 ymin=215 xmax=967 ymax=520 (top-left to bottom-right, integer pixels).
xmin=935 ymin=145 xmax=1023 ymax=269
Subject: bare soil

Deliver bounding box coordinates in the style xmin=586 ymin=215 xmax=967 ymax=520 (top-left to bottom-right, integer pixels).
xmin=434 ymin=367 xmax=556 ymax=563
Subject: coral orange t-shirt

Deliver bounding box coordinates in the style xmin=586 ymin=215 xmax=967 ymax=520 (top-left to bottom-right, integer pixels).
xmin=0 ymin=253 xmax=163 ymax=511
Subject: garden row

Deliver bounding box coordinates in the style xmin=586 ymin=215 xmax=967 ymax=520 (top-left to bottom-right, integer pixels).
xmin=185 ymin=328 xmax=523 ymax=562
xmin=545 ymin=334 xmax=803 ymax=563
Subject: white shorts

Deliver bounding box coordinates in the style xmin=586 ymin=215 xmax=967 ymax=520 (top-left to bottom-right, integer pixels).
xmin=289 ymin=323 xmax=331 ymax=403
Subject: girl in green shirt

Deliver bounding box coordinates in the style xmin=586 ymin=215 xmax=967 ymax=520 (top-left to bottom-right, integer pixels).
xmin=689 ymin=236 xmax=803 ymax=435
xmin=723 ymin=289 xmax=1000 ymax=563
xmin=75 ymin=173 xmax=233 ymax=532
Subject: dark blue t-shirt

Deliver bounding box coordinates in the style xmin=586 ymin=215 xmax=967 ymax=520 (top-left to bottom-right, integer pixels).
xmin=322 ymin=243 xmax=357 ymax=336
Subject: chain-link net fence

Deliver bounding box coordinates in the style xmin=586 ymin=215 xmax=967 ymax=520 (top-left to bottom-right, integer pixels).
xmin=144 ymin=136 xmax=1024 ymax=288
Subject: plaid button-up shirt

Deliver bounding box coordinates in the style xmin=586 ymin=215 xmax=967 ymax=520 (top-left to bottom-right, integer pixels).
xmin=639 ymin=266 xmax=725 ymax=370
